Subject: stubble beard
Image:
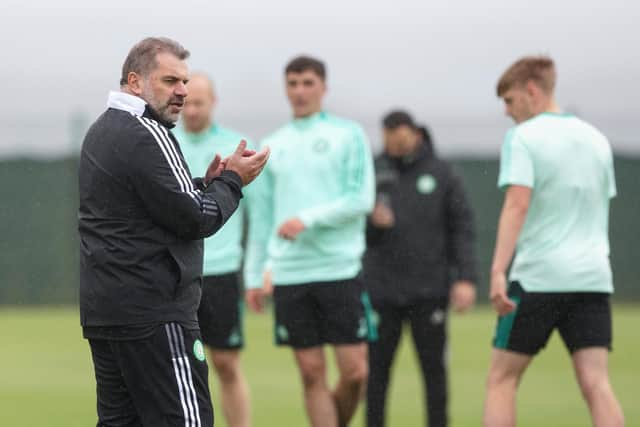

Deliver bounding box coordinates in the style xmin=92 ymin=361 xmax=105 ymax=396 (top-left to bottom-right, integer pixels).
xmin=142 ymin=85 xmax=181 ymax=124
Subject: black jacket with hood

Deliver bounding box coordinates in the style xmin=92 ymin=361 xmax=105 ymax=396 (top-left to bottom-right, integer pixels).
xmin=363 ymin=139 xmax=478 ymax=305
xmin=78 ymin=91 xmax=243 ymax=333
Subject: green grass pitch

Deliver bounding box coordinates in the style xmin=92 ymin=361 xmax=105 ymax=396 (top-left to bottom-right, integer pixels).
xmin=0 ymin=306 xmax=637 ymax=426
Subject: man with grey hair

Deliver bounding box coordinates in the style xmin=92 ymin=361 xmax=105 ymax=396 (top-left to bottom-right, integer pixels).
xmin=78 ymin=37 xmax=269 ymax=427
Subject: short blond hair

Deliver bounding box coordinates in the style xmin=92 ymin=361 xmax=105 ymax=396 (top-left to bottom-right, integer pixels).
xmin=496 ymin=56 xmax=556 ymax=97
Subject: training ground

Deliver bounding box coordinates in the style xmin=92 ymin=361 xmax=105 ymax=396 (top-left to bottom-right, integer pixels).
xmin=1 ymin=306 xmax=637 ymax=426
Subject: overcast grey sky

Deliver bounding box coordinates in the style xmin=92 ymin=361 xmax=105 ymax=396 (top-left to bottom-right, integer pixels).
xmin=1 ymin=0 xmax=638 ymax=158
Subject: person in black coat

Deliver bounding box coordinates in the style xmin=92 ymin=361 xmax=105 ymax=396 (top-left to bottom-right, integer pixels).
xmin=78 ymin=37 xmax=269 ymax=427
xmin=364 ymin=110 xmax=478 ymax=427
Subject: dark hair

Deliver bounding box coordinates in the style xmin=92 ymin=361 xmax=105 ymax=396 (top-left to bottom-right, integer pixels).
xmin=120 ymin=37 xmax=190 ymax=86
xmin=382 ymin=110 xmax=434 ymax=156
xmin=285 ymin=55 xmax=326 ymax=80
xmin=382 ymin=110 xmax=416 ymax=130
xmin=496 ymin=55 xmax=556 ymax=97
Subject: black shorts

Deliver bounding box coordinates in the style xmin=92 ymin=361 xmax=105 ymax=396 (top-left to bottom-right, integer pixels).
xmin=493 ymin=281 xmax=612 ymax=356
xmin=197 ymin=273 xmax=244 ymax=350
xmin=89 ymin=323 xmax=213 ymax=427
xmin=273 ymin=276 xmax=378 ymax=349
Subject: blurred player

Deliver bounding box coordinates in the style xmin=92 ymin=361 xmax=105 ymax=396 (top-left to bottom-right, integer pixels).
xmin=484 ymin=56 xmax=624 ymax=427
xmin=244 ymin=55 xmax=376 ymax=427
xmin=174 ymin=74 xmax=252 ymax=427
xmin=364 ymin=111 xmax=478 ymax=427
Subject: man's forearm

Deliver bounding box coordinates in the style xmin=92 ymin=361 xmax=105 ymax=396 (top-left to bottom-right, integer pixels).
xmin=491 ymin=201 xmax=528 ymax=275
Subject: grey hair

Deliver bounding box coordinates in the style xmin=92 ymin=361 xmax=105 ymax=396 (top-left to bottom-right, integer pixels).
xmin=119 ymin=37 xmax=190 ymax=86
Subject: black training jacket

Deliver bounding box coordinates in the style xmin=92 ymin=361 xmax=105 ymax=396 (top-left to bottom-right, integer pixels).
xmin=78 ymin=92 xmax=243 ymax=330
xmin=362 ymin=142 xmax=477 ymax=305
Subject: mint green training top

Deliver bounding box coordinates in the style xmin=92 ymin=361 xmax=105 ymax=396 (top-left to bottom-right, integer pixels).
xmin=174 ymin=124 xmax=251 ymax=277
xmin=243 ymin=112 xmax=375 ymax=289
xmin=498 ymin=112 xmax=617 ymax=293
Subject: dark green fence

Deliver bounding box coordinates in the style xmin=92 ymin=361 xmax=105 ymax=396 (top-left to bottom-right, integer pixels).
xmin=0 ymin=156 xmax=637 ymax=304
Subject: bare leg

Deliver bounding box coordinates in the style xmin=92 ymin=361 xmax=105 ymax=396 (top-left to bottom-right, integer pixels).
xmin=210 ymin=349 xmax=251 ymax=427
xmin=295 ymin=347 xmax=338 ymax=427
xmin=572 ymin=348 xmax=624 ymax=427
xmin=333 ymin=343 xmax=368 ymax=427
xmin=483 ymin=349 xmax=531 ymax=427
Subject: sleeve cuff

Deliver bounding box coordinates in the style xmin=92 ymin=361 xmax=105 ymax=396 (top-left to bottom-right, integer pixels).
xmin=245 ymin=276 xmax=262 ymax=290
xmin=456 ymin=272 xmax=478 ymax=285
xmin=219 ymin=170 xmax=243 ymax=190
xmin=298 ymin=210 xmax=317 ymax=228
xmin=498 ymin=180 xmax=534 ymax=191
xmin=192 ymin=177 xmax=207 ymax=191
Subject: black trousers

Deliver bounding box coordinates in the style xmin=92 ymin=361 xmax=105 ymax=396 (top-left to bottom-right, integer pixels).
xmin=88 ymin=323 xmax=214 ymax=427
xmin=366 ymin=297 xmax=448 ymax=427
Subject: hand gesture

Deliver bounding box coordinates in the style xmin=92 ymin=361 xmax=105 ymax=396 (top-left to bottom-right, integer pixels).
xmin=225 ymin=140 xmax=270 ymax=185
xmin=204 ymin=154 xmax=225 ymax=185
xmin=489 ymin=272 xmax=516 ymax=316
xmin=450 ymin=280 xmax=476 ymax=313
xmin=245 ymin=288 xmax=265 ymax=314
xmin=278 ymin=217 xmax=306 ymax=240
xmin=371 ymin=201 xmax=395 ymax=228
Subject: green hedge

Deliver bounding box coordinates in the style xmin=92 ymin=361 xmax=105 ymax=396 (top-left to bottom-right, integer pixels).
xmin=0 ymin=156 xmax=637 ymax=304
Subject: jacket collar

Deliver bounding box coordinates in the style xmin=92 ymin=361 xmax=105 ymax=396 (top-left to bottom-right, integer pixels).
xmin=386 ymin=141 xmax=430 ymax=170
xmin=107 ymin=91 xmax=146 ymax=116
xmin=292 ymin=111 xmax=326 ymax=130
xmin=106 ymin=91 xmax=176 ymax=129
xmin=143 ymin=105 xmax=176 ymax=129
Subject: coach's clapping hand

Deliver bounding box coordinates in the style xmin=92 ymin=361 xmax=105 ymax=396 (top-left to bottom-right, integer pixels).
xmin=225 ymin=140 xmax=270 ymax=186
xmin=204 ymin=154 xmax=225 ymax=185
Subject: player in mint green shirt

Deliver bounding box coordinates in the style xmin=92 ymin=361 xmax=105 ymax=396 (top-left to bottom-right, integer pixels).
xmin=174 ymin=74 xmax=252 ymax=427
xmin=244 ymin=56 xmax=375 ymax=427
xmin=484 ymin=57 xmax=624 ymax=427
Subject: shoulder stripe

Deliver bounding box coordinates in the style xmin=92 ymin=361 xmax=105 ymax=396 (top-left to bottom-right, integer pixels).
xmin=136 ymin=117 xmax=190 ymax=193
xmin=142 ymin=117 xmax=195 ymax=193
xmin=157 ymin=124 xmax=196 ymax=191
xmin=141 ymin=118 xmax=189 ymax=192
